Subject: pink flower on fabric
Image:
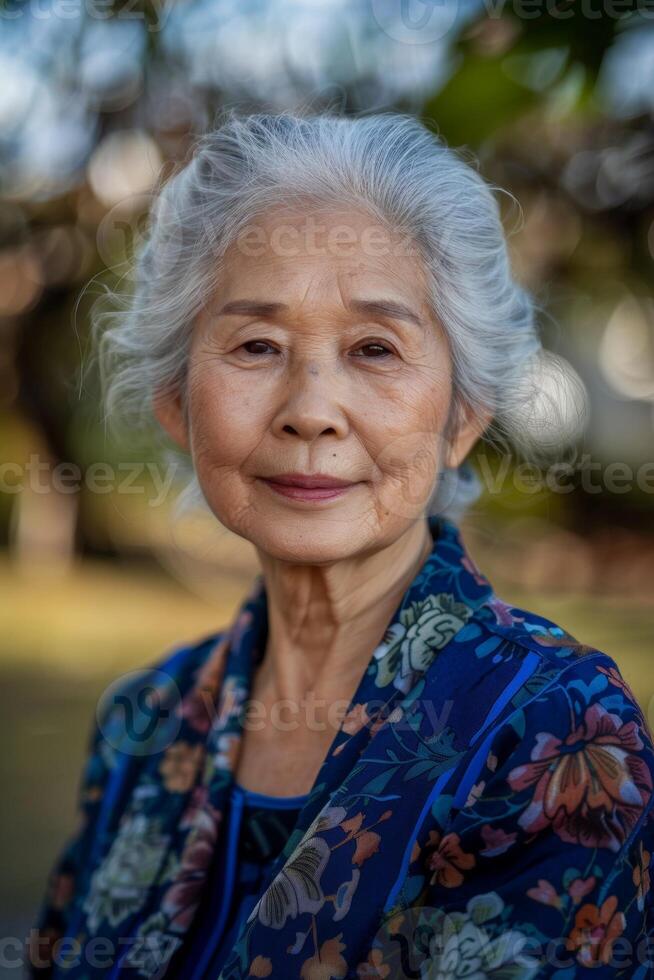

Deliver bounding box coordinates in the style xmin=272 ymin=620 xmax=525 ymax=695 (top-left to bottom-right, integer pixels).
xmin=479 ymin=824 xmax=517 ymax=857
xmin=508 ymin=702 xmax=652 ymax=851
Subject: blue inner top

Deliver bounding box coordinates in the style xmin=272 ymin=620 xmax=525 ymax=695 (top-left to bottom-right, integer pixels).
xmin=168 ymin=781 xmax=309 ymax=980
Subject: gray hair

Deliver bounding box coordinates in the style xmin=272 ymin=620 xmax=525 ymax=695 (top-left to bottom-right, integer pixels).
xmin=92 ymin=109 xmax=547 ymax=523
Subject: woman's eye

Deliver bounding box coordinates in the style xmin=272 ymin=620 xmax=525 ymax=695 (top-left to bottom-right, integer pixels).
xmin=236 ymin=339 xmax=394 ymax=359
xmin=351 ymin=341 xmax=394 ymax=359
xmin=239 ymin=340 xmax=277 ymax=356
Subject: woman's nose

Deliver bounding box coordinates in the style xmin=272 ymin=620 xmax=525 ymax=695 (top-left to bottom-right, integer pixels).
xmin=270 ymin=359 xmax=349 ymax=441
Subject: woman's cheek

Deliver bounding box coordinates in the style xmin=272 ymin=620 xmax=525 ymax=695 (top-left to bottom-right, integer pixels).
xmin=189 ymin=369 xmax=262 ymax=463
xmin=363 ymin=388 xmax=448 ymax=518
xmin=370 ymin=435 xmax=440 ymax=519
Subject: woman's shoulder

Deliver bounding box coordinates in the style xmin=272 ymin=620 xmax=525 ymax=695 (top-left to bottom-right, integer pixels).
xmin=27 ymin=627 xmax=230 ymax=974
xmin=474 ymin=591 xmax=607 ymax=664
xmin=453 ymin=593 xmax=654 ymax=807
xmin=87 ymin=627 xmax=228 ymax=780
xmin=468 ymin=592 xmax=644 ymax=697
xmin=103 ymin=627 xmax=226 ymax=715
xmin=461 ymin=592 xmax=653 ymax=753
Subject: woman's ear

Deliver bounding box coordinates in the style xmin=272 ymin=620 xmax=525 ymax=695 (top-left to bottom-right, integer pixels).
xmin=152 ymin=384 xmax=190 ymax=453
xmin=444 ymin=402 xmax=493 ymax=470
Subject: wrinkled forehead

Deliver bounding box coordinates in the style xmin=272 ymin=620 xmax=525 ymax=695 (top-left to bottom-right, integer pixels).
xmin=206 ymin=202 xmax=433 ymax=314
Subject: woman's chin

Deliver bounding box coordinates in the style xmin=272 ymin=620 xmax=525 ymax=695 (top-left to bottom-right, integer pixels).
xmin=248 ymin=518 xmax=374 ymax=565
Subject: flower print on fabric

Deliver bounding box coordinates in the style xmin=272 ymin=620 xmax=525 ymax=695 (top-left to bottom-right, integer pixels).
xmin=373 ymin=593 xmax=473 ymax=693
xmin=235 ymin=800 xmax=393 ymax=978
xmin=360 ymin=893 xmax=542 ymax=980
xmin=160 ymin=785 xmax=222 ymax=932
xmin=176 ymin=632 xmax=231 ymax=736
xmin=508 ymin=700 xmax=652 ymax=851
xmin=427 ymin=892 xmax=542 ymax=980
xmin=422 ymin=828 xmax=475 ymax=889
xmin=158 ymin=741 xmax=205 ymax=794
xmin=245 ymin=804 xmax=347 ymax=932
xmin=82 ymin=813 xmax=174 ymax=934
xmin=249 ymin=833 xmax=331 ymax=929
xmin=399 ymin=654 xmax=654 ymax=978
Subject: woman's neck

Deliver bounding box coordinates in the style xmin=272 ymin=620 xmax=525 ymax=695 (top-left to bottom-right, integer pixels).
xmin=252 ymin=518 xmax=434 ymax=707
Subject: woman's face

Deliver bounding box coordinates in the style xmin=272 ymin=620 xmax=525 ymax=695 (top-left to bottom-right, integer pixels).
xmin=155 ymin=206 xmax=484 ymax=563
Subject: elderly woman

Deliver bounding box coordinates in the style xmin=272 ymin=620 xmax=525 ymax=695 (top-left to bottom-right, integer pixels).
xmin=29 ymin=112 xmax=654 ymax=980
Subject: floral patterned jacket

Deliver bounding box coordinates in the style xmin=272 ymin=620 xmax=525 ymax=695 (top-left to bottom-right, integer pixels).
xmin=28 ymin=515 xmax=654 ymax=979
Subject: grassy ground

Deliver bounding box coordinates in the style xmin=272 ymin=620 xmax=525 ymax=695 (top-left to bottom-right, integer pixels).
xmin=2 ymin=553 xmax=651 ymax=972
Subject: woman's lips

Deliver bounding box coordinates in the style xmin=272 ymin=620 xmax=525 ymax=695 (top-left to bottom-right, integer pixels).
xmin=258 ymin=478 xmax=356 ymax=501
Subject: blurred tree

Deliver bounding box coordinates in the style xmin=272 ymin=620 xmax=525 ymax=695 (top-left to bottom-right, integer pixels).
xmin=0 ymin=0 xmax=653 ymax=559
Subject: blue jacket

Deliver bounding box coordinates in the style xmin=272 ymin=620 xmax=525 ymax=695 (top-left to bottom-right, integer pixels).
xmin=28 ymin=515 xmax=654 ymax=978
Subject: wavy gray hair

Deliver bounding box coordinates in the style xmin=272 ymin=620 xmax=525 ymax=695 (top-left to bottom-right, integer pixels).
xmin=93 ymin=109 xmax=546 ymax=522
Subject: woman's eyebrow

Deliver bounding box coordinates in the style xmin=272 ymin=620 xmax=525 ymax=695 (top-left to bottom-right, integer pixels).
xmin=348 ymin=298 xmax=425 ymax=330
xmin=215 ymin=297 xmax=425 ymax=329
xmin=216 ymin=300 xmax=287 ymax=318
